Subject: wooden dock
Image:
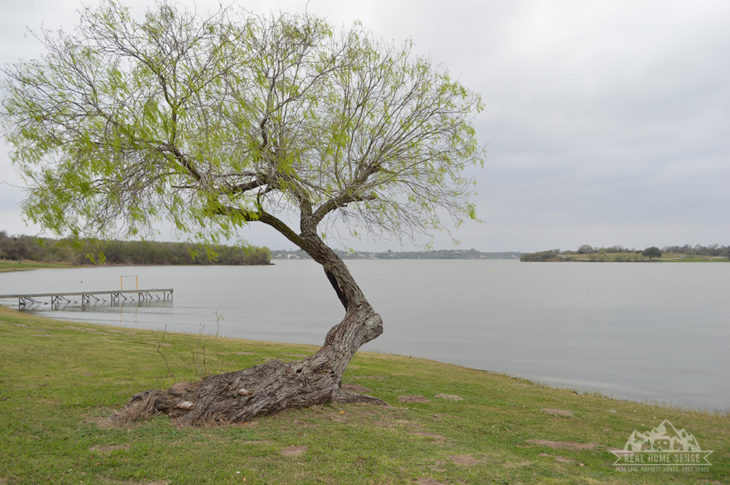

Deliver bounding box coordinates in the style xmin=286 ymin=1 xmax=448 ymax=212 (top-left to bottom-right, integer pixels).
xmin=0 ymin=288 xmax=173 ymax=308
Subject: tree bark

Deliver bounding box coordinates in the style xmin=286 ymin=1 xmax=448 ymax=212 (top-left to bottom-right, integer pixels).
xmin=115 ymin=235 xmax=384 ymax=425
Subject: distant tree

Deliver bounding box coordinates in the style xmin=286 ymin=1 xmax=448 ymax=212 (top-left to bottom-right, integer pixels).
xmin=577 ymin=245 xmax=593 ymax=254
xmin=642 ymin=247 xmax=662 ymax=260
xmin=520 ymin=249 xmax=560 ymax=262
xmin=2 ymin=1 xmax=483 ymax=424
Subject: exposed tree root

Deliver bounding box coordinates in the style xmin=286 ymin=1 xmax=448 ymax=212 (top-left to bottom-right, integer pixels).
xmin=114 ymin=357 xmax=386 ymax=426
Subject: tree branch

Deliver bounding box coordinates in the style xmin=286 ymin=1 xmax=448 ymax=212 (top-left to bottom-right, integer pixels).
xmin=218 ymin=204 xmax=304 ymax=248
xmin=229 ymin=178 xmax=267 ymax=194
xmin=162 ymin=144 xmax=202 ymax=181
xmin=312 ymin=192 xmax=376 ymax=224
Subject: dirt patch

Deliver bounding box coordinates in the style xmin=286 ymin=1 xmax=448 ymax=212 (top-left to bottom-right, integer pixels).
xmin=341 ymin=384 xmax=371 ymax=393
xmin=540 ymin=453 xmax=578 ymax=464
xmin=326 ymin=409 xmax=347 ymax=422
xmin=411 ymin=431 xmax=446 ymax=442
xmin=90 ymin=444 xmax=130 ymax=453
xmin=526 ymin=439 xmax=599 ymax=451
xmin=449 ymin=454 xmax=482 ymax=466
xmin=398 ymin=395 xmax=430 ymax=403
xmin=542 ymin=408 xmax=573 ymax=417
xmin=434 ymin=393 xmax=463 ymax=401
xmin=84 ymin=415 xmax=117 ymax=430
xmin=280 ymin=445 xmax=307 ymax=457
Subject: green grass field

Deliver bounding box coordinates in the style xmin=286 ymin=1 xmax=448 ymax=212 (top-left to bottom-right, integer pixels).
xmin=0 ymin=260 xmax=72 ymax=273
xmin=0 ymin=306 xmax=727 ymax=484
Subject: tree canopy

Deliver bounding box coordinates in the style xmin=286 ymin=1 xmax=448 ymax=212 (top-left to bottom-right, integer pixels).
xmin=641 ymin=246 xmax=662 ymax=259
xmin=3 ymin=0 xmax=483 ymax=247
xmin=2 ymin=1 xmax=485 ymax=424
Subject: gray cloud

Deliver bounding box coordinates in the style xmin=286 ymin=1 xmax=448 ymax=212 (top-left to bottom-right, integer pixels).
xmin=1 ymin=0 xmax=728 ymax=251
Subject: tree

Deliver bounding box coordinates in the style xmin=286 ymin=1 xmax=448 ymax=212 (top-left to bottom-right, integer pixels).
xmin=642 ymin=247 xmax=662 ymax=260
xmin=519 ymin=249 xmax=560 ymax=262
xmin=2 ymin=1 xmax=483 ymax=424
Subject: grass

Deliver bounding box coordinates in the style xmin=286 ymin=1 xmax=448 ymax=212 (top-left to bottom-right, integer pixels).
xmin=0 ymin=306 xmax=727 ymax=484
xmin=0 ymin=260 xmax=73 ymax=273
xmin=657 ymin=254 xmax=729 ymax=262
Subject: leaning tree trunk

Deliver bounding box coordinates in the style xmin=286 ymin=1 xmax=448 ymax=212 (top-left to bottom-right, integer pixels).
xmin=115 ymin=236 xmax=384 ymax=425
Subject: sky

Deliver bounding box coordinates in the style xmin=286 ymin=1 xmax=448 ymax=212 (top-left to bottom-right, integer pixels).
xmin=1 ymin=0 xmax=729 ymax=252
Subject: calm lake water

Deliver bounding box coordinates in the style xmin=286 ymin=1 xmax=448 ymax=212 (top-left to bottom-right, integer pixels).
xmin=1 ymin=260 xmax=728 ymax=411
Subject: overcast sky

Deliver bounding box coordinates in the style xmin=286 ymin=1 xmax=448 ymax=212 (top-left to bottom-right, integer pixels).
xmin=1 ymin=0 xmax=729 ymax=252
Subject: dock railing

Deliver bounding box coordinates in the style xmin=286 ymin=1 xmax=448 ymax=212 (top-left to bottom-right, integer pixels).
xmin=0 ymin=288 xmax=173 ymax=308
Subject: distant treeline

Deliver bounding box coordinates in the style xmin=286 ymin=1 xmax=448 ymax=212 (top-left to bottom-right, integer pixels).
xmin=520 ymin=249 xmax=563 ymax=262
xmin=520 ymin=244 xmax=730 ymax=262
xmin=0 ymin=231 xmax=271 ymax=266
xmin=272 ymin=249 xmax=522 ymax=260
xmin=662 ymin=244 xmax=730 ymax=257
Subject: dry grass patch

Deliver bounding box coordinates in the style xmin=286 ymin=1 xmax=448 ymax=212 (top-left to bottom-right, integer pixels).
xmin=97 ymin=478 xmax=170 ymax=485
xmin=398 ymin=395 xmax=430 ymax=403
xmin=538 ymin=452 xmax=584 ymax=465
xmin=448 ymin=454 xmax=483 ymax=466
xmin=411 ymin=431 xmax=447 ymax=442
xmin=542 ymin=408 xmax=573 ymax=417
xmin=280 ymin=445 xmax=307 ymax=457
xmin=90 ymin=443 xmax=131 ymax=453
xmin=526 ymin=439 xmax=600 ymax=451
xmin=341 ymin=383 xmax=371 ymax=393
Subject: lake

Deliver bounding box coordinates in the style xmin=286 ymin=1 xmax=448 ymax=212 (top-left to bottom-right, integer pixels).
xmin=1 ymin=260 xmax=728 ymax=412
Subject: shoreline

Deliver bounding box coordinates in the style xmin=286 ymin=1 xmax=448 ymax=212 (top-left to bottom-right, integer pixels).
xmin=1 ymin=304 xmax=728 ymax=483
xmin=3 ymin=303 xmax=727 ymax=415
